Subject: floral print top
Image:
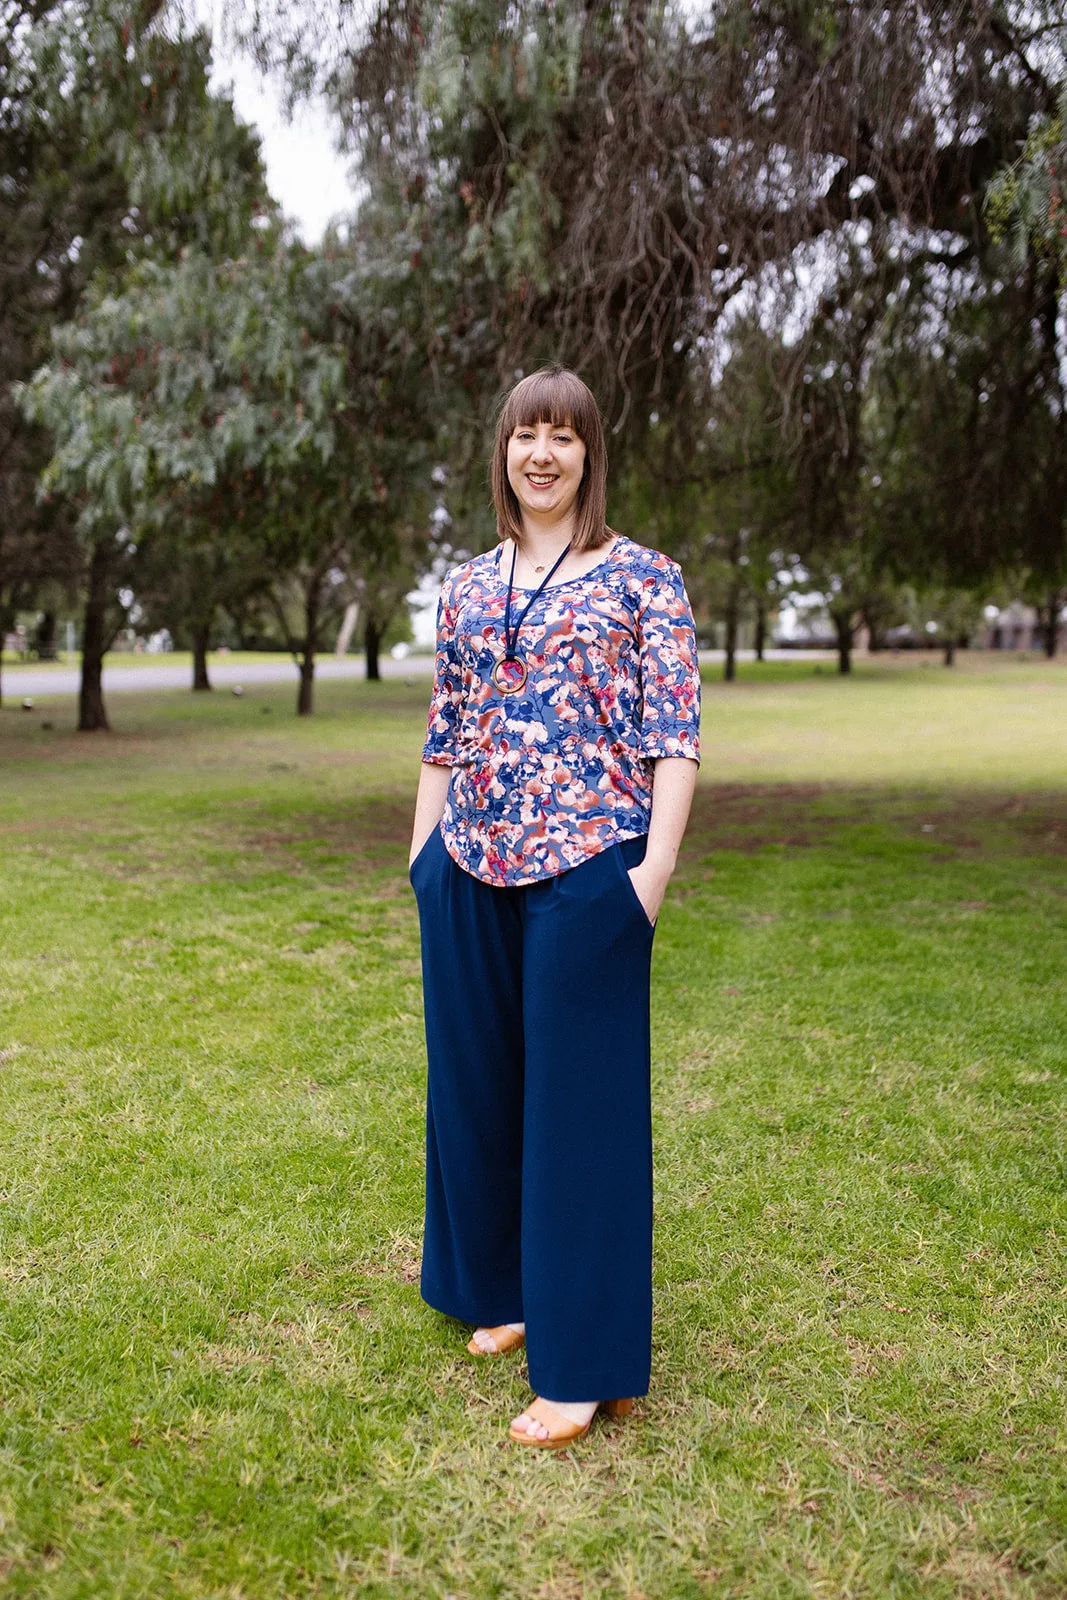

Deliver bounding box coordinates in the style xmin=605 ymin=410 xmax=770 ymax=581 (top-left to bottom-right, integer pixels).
xmin=421 ymin=534 xmax=701 ymax=886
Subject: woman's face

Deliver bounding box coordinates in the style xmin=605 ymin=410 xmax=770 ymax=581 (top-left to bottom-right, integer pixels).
xmin=506 ymin=418 xmax=587 ymax=527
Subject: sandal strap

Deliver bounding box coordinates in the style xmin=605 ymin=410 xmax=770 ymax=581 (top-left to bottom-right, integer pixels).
xmin=520 ymin=1398 xmax=587 ymax=1442
xmin=486 ymin=1325 xmax=525 ymax=1353
xmin=468 ymin=1324 xmax=525 ymax=1355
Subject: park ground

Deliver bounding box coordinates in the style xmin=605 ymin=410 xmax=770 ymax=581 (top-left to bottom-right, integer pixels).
xmin=1 ymin=653 xmax=1066 ymax=1599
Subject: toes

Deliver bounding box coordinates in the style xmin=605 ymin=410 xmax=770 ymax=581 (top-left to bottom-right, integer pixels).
xmin=512 ymin=1412 xmax=547 ymax=1439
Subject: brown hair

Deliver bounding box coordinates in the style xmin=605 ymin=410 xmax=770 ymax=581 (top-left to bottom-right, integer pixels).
xmin=490 ymin=366 xmax=611 ymax=553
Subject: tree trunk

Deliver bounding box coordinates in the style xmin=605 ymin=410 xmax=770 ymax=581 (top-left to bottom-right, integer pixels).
xmin=365 ymin=610 xmax=382 ymax=682
xmin=943 ymin=637 xmax=956 ymax=667
xmin=1041 ymin=591 xmax=1061 ymax=658
xmin=297 ymin=651 xmax=315 ymax=715
xmin=78 ymin=540 xmax=111 ymax=732
xmin=0 ymin=600 xmax=13 ymax=707
xmin=754 ymin=599 xmax=766 ymax=662
xmin=296 ymin=574 xmax=322 ymax=716
xmin=36 ymin=610 xmax=57 ymax=660
xmin=335 ymin=600 xmax=359 ymax=658
xmin=832 ymin=609 xmax=853 ymax=675
xmin=192 ymin=621 xmax=212 ymax=691
xmin=722 ymin=582 xmax=741 ymax=682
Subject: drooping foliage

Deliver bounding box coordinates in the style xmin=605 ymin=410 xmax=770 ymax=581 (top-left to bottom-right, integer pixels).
xmin=243 ymin=0 xmax=1056 ymax=413
xmin=13 ymin=0 xmax=1067 ymax=710
xmin=2 ymin=0 xmax=273 ymax=717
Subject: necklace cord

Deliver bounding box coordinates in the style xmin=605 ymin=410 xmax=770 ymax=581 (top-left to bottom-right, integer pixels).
xmin=502 ymin=540 xmax=573 ymax=660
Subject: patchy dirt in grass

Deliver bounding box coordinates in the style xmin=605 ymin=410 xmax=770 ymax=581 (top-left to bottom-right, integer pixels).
xmin=682 ymin=784 xmax=832 ymax=854
xmin=354 ymin=1235 xmax=423 ymax=1285
xmin=682 ymin=785 xmax=1067 ymax=859
xmin=211 ymin=783 xmax=1067 ymax=878
xmin=5 ymin=783 xmax=1066 ymax=889
xmin=244 ymin=794 xmax=413 ymax=866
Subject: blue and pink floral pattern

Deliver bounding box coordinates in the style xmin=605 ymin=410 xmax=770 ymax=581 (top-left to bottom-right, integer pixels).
xmin=422 ymin=535 xmax=701 ymax=886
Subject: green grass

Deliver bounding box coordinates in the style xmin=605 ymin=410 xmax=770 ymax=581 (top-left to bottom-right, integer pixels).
xmin=1 ymin=660 xmax=1066 ymax=1599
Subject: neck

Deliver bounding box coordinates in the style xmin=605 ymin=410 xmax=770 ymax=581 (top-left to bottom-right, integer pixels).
xmin=517 ymin=511 xmax=575 ymax=557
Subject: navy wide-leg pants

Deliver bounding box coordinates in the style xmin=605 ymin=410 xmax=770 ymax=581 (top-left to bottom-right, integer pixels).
xmin=409 ymin=827 xmax=656 ymax=1402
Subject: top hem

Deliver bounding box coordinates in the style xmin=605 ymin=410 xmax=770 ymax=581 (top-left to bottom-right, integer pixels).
xmin=441 ymin=826 xmax=649 ymax=888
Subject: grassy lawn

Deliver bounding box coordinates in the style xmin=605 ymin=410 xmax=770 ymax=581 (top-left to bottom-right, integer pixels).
xmin=1 ymin=659 xmax=1066 ymax=1599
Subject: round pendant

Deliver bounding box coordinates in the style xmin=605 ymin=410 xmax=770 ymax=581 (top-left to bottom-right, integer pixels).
xmin=492 ymin=656 xmax=528 ymax=696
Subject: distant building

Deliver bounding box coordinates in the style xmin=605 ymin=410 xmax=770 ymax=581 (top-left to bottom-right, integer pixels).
xmin=982 ymin=601 xmax=1066 ymax=652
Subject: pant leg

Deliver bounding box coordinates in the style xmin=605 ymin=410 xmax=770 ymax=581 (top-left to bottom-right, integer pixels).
xmin=410 ymin=827 xmax=526 ymax=1325
xmin=519 ymin=834 xmax=655 ymax=1401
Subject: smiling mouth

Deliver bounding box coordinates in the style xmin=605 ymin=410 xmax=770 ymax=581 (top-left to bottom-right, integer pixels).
xmin=526 ymin=474 xmax=558 ymax=487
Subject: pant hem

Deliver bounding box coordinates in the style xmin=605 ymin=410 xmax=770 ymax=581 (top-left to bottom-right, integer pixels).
xmin=421 ymin=1285 xmax=524 ymax=1328
xmin=527 ymin=1371 xmax=651 ymax=1402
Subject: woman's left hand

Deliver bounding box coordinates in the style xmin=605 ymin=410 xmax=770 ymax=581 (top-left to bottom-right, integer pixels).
xmin=627 ymin=858 xmax=672 ymax=926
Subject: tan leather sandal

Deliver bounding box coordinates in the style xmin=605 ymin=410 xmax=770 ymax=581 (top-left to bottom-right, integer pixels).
xmin=509 ymin=1396 xmax=633 ymax=1450
xmin=466 ymin=1324 xmax=526 ymax=1357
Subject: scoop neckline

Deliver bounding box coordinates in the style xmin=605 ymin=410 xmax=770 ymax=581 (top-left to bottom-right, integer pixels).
xmin=492 ymin=535 xmax=625 ymax=593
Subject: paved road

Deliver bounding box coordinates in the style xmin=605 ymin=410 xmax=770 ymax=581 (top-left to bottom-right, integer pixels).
xmin=4 ymin=648 xmax=835 ymax=700
xmin=3 ymin=655 xmax=424 ymax=699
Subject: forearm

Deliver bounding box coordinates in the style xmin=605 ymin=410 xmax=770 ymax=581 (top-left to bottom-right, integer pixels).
xmin=409 ymin=762 xmax=453 ymax=865
xmin=644 ymin=757 xmax=699 ymax=877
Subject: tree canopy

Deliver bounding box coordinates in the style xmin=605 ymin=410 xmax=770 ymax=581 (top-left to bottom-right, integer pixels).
xmin=8 ymin=0 xmax=1067 ymax=719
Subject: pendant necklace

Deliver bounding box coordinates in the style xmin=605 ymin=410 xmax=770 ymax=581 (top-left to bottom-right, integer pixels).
xmin=491 ymin=539 xmax=572 ymax=695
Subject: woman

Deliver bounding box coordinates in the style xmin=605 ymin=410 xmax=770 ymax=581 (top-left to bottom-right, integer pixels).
xmin=408 ymin=366 xmax=700 ymax=1449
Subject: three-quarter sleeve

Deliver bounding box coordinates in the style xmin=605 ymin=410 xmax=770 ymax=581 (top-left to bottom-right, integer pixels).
xmin=636 ymin=558 xmax=701 ymax=763
xmin=421 ymin=575 xmax=464 ymax=764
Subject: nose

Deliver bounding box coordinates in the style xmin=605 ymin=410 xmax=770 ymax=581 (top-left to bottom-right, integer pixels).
xmin=530 ymin=432 xmax=554 ymax=463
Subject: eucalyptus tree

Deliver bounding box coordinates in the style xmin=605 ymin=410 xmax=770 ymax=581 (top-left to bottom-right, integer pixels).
xmin=868 ymin=248 xmax=1067 ymax=658
xmin=243 ymin=0 xmax=1055 ymax=401
xmin=23 ymin=221 xmax=438 ymax=718
xmin=612 ymin=313 xmax=796 ymax=679
xmin=233 ymin=0 xmax=1065 ymax=628
xmin=987 ymin=67 xmax=1067 ymax=284
xmin=21 ymin=242 xmax=347 ymax=726
xmin=1 ymin=0 xmax=271 ymax=708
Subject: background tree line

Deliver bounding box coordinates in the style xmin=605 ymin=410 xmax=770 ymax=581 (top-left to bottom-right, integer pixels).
xmin=5 ymin=0 xmax=1066 ymax=726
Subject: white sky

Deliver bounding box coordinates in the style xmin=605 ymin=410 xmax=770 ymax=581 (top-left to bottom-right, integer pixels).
xmin=189 ymin=1 xmax=357 ymax=242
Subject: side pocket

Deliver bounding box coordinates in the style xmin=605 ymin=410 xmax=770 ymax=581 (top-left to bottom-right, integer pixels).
xmin=408 ymin=824 xmax=440 ymax=885
xmin=612 ymin=842 xmax=656 ymax=931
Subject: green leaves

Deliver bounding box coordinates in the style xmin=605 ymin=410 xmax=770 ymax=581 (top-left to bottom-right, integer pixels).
xmin=22 ymin=248 xmax=348 ymax=531
xmin=1 ymin=0 xmax=277 ymax=662
xmin=986 ymin=82 xmax=1067 ymax=284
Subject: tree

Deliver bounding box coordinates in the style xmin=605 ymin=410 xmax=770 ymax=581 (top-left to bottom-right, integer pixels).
xmin=868 ymin=248 xmax=1067 ymax=658
xmin=248 ymin=0 xmax=1058 ymax=404
xmin=987 ymin=71 xmax=1067 ymax=284
xmin=258 ymin=0 xmax=1062 ymax=631
xmin=24 ymin=221 xmax=440 ymax=718
xmin=913 ymin=586 xmax=985 ymax=667
xmin=2 ymin=0 xmax=273 ymax=714
xmin=20 ymin=244 xmax=346 ymax=724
